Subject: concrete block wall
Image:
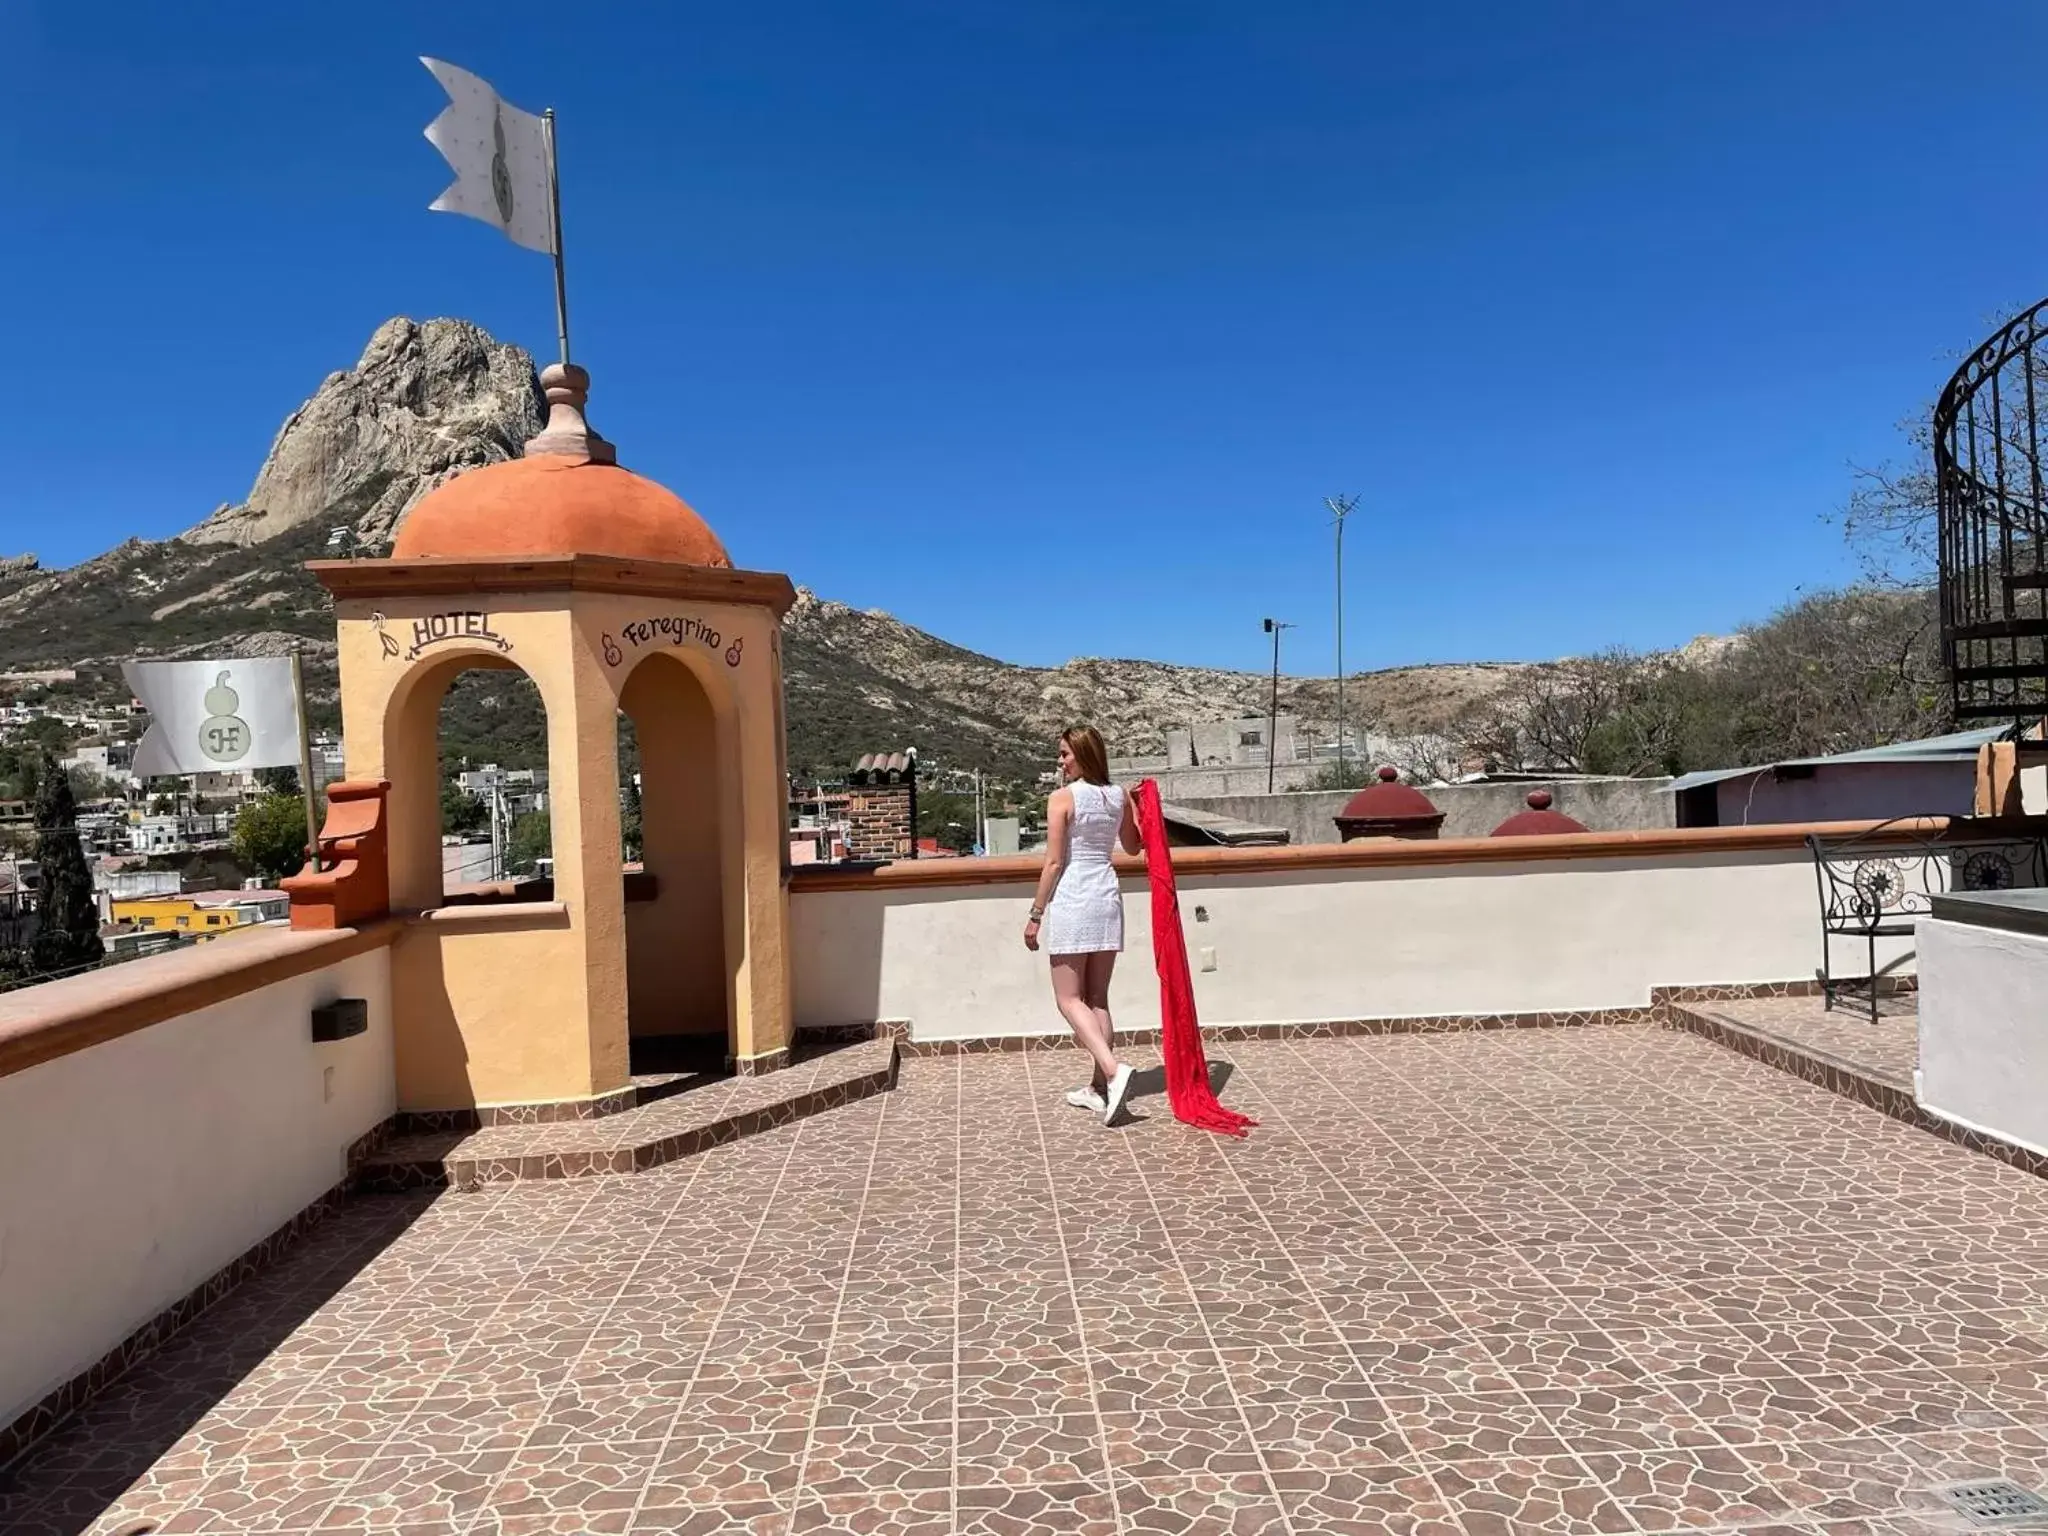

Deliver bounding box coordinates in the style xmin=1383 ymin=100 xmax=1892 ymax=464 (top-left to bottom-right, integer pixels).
xmin=1169 ymin=777 xmax=1676 ymax=846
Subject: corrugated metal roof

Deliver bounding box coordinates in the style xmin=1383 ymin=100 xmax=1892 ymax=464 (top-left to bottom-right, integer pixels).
xmin=1663 ymin=724 xmax=2015 ymax=796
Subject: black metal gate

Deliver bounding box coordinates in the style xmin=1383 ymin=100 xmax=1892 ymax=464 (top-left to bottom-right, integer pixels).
xmin=1936 ymin=300 xmax=2048 ymax=724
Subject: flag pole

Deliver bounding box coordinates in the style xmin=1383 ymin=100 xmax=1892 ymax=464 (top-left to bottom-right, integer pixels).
xmin=291 ymin=646 xmax=322 ymax=875
xmin=542 ymin=107 xmax=571 ymax=366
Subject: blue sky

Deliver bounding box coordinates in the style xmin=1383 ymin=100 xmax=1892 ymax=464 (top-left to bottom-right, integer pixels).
xmin=7 ymin=1 xmax=2047 ymax=674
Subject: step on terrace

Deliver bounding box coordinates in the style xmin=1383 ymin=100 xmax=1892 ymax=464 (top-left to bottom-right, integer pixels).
xmin=1670 ymin=987 xmax=2048 ymax=1181
xmin=357 ymin=1037 xmax=900 ymax=1190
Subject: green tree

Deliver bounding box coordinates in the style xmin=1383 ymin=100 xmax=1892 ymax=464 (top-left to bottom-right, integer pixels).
xmin=20 ymin=715 xmax=75 ymax=756
xmin=507 ymin=811 xmax=552 ymax=875
xmin=440 ymin=780 xmax=487 ymax=835
xmin=257 ymin=765 xmax=302 ymax=795
xmin=234 ymin=793 xmax=312 ymax=885
xmin=621 ymin=778 xmax=643 ymax=861
xmin=0 ymin=744 xmax=33 ymax=800
xmin=29 ymin=751 xmax=103 ymax=976
xmin=1303 ymin=759 xmax=1377 ymax=792
xmin=916 ymin=789 xmax=976 ymax=853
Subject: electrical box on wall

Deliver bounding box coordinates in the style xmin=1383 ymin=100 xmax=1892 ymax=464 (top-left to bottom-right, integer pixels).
xmin=311 ymin=999 xmax=369 ymax=1043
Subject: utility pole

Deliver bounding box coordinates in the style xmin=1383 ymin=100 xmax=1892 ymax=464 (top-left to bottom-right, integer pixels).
xmin=1325 ymin=494 xmax=1359 ymax=780
xmin=1261 ymin=618 xmax=1294 ymax=794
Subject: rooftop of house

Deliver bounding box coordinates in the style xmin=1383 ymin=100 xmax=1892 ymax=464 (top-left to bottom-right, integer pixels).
xmin=12 ymin=1001 xmax=2048 ymax=1534
xmin=124 ymin=889 xmax=289 ymax=908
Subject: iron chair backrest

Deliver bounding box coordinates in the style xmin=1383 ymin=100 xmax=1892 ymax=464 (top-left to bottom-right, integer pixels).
xmin=1807 ymin=820 xmax=2048 ymax=935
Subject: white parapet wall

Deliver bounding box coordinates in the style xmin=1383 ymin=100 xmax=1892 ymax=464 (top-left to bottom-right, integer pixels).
xmin=1918 ymin=911 xmax=2048 ymax=1157
xmin=790 ymin=823 xmax=1931 ymax=1042
xmin=0 ymin=928 xmax=396 ymax=1438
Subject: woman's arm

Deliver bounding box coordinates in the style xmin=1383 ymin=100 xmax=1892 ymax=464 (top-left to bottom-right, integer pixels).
xmin=1024 ymin=790 xmax=1072 ymax=950
xmin=1118 ymin=788 xmax=1144 ymax=855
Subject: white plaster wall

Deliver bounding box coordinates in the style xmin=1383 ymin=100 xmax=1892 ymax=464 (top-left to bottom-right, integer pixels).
xmin=791 ymin=847 xmax=1914 ymax=1041
xmin=0 ymin=946 xmax=394 ymax=1431
xmin=1918 ymin=916 xmax=2048 ymax=1156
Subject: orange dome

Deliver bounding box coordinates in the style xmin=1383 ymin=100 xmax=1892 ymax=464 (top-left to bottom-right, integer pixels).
xmin=392 ymin=455 xmax=731 ymax=567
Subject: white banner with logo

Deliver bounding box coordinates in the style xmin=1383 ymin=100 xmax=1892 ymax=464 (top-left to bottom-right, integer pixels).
xmin=123 ymin=658 xmax=301 ymax=778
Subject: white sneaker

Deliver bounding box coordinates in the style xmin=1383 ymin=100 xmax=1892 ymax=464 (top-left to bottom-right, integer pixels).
xmin=1103 ymin=1064 xmax=1136 ymax=1126
xmin=1065 ymin=1086 xmax=1106 ymax=1112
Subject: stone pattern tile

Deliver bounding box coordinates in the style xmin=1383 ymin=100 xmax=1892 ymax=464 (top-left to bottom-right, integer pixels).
xmin=358 ymin=1039 xmax=898 ymax=1189
xmin=1671 ymin=994 xmax=2048 ymax=1183
xmin=1678 ymin=993 xmax=1920 ymax=1091
xmin=13 ymin=1024 xmax=2048 ymax=1535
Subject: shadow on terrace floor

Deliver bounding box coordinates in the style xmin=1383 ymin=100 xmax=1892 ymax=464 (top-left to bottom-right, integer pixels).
xmin=0 ymin=1192 xmax=442 ymax=1536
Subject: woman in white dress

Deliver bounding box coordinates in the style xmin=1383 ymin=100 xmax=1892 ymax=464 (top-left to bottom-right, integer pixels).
xmin=1023 ymin=726 xmax=1144 ymax=1124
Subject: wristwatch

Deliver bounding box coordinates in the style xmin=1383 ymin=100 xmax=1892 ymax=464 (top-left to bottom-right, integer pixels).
xmin=1027 ymin=906 xmax=1044 ymax=921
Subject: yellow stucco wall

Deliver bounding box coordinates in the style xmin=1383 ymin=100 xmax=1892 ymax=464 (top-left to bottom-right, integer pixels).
xmin=330 ymin=587 xmax=791 ymax=1111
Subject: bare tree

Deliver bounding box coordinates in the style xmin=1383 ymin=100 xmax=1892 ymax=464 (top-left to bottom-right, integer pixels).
xmin=1838 ymin=322 xmax=2048 ymax=587
xmin=1717 ymin=588 xmax=1943 ymax=760
xmin=1468 ymin=651 xmax=1650 ymax=773
xmin=1841 ymin=415 xmax=1938 ymax=588
xmin=1387 ymin=729 xmax=1474 ymax=786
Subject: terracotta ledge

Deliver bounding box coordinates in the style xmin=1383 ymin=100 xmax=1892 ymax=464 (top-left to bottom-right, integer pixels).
xmin=0 ymin=922 xmax=401 ymax=1081
xmin=411 ymin=901 xmax=571 ymax=928
xmin=788 ymin=816 xmax=1957 ymax=893
xmin=308 ymin=553 xmax=798 ymax=614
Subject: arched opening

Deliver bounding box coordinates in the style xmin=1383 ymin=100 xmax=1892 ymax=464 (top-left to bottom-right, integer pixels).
xmin=382 ymin=652 xmax=553 ymax=911
xmin=619 ymin=652 xmax=729 ymax=1071
xmin=436 ymin=669 xmax=552 ymax=891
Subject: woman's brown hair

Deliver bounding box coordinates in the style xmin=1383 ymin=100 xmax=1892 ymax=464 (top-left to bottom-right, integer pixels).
xmin=1061 ymin=726 xmax=1112 ymax=786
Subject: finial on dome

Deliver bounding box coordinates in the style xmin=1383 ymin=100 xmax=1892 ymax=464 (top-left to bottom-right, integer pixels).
xmin=1377 ymin=765 xmax=1399 ymax=782
xmin=525 ymin=362 xmax=616 ymax=464
xmin=1526 ymin=789 xmax=1553 ymax=810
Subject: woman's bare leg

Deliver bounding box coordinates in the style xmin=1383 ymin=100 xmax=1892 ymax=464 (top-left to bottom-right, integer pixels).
xmin=1052 ymin=955 xmax=1119 ymax=1082
xmin=1085 ymin=951 xmax=1116 ymax=1094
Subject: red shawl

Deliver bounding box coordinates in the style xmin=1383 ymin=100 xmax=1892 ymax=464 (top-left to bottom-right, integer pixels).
xmin=1134 ymin=779 xmax=1257 ymax=1137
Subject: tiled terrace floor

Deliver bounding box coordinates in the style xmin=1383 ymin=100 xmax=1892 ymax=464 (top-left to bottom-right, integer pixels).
xmin=12 ymin=1024 xmax=2048 ymax=1535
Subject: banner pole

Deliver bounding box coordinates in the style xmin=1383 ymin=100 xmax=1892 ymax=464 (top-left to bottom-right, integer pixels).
xmin=543 ymin=107 xmax=570 ymax=366
xmin=291 ymin=647 xmax=322 ymax=874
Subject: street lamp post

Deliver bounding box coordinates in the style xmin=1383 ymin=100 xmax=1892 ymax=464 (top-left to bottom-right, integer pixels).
xmin=1325 ymin=494 xmax=1359 ymax=779
xmin=1261 ymin=617 xmax=1294 ymax=794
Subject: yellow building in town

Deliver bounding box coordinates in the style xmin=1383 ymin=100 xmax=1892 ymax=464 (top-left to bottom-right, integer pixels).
xmin=108 ymin=890 xmax=290 ymax=941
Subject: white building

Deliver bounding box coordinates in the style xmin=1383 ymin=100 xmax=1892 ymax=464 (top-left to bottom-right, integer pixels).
xmin=130 ymin=817 xmax=188 ymax=854
xmin=457 ymin=764 xmax=549 ymax=817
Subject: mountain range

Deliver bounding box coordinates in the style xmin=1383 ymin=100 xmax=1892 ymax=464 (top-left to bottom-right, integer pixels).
xmin=0 ymin=317 xmax=1534 ymax=780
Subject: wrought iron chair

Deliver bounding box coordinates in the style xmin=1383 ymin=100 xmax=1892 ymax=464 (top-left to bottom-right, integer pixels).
xmin=1807 ymin=820 xmax=2048 ymax=1023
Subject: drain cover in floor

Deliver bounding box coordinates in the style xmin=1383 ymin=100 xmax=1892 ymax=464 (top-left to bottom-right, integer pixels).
xmin=1933 ymin=1481 xmax=2048 ymax=1525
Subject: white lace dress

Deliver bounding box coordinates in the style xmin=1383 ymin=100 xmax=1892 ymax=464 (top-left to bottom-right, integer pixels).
xmin=1042 ymin=781 xmax=1126 ymax=956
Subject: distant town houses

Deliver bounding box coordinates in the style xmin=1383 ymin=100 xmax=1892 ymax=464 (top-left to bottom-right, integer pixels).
xmin=0 ymin=683 xmax=349 ymax=862
xmin=455 ymin=763 xmax=549 ymax=817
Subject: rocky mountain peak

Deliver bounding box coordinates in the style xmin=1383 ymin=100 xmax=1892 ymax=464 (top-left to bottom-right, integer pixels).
xmin=180 ymin=317 xmax=545 ymax=551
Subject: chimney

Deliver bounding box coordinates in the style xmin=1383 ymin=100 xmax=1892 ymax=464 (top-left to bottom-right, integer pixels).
xmin=843 ymin=750 xmax=918 ymax=861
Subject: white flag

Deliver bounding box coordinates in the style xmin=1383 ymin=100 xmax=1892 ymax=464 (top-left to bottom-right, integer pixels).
xmin=421 ymin=57 xmax=556 ymax=255
xmin=124 ymin=659 xmax=302 ymax=778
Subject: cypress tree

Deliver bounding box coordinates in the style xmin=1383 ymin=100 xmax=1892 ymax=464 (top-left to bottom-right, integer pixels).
xmin=30 ymin=752 xmax=103 ymax=976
